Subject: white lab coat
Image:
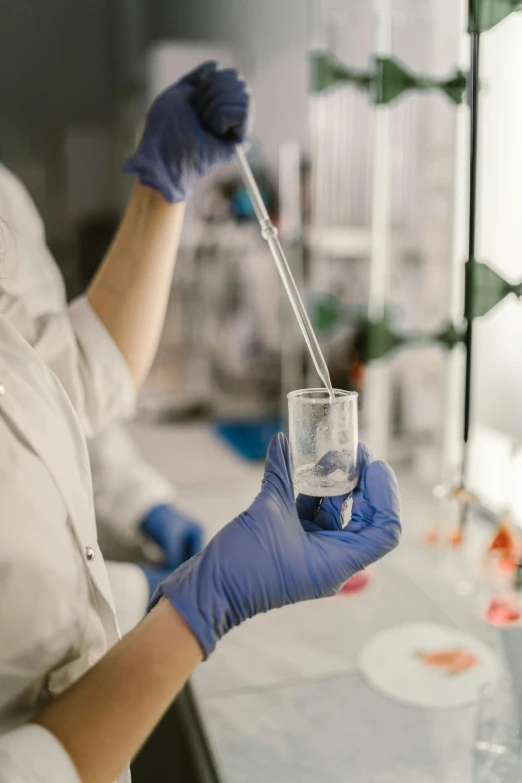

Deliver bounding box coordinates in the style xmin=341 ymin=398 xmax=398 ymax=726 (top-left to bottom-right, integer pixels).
xmin=0 ymin=301 xmax=132 ymax=782
xmin=0 ymin=163 xmax=176 ymax=631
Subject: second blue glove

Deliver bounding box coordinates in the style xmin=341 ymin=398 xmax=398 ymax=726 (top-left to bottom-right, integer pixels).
xmin=141 ymin=504 xmax=203 ymax=570
xmin=124 ymin=61 xmax=251 ymax=203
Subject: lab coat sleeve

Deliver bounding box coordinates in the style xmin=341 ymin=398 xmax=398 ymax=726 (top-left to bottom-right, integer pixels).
xmin=0 ymin=725 xmax=81 ymax=783
xmin=31 ymin=295 xmax=137 ymax=438
xmin=89 ymin=422 xmax=176 ymax=549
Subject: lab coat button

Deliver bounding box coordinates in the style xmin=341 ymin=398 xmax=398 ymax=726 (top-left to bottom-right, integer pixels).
xmin=0 ymin=383 xmax=5 ymax=397
xmin=85 ymin=546 xmax=95 ymax=562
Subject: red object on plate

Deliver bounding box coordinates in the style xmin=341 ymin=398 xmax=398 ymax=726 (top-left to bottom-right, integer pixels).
xmin=419 ymin=648 xmax=478 ymax=675
xmin=340 ymin=571 xmax=369 ymax=593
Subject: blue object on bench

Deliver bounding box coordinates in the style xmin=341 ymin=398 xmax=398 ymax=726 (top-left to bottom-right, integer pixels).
xmin=213 ymin=417 xmax=283 ymax=461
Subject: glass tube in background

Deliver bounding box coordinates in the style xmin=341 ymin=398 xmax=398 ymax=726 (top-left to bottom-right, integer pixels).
xmin=474 ymin=678 xmax=522 ymax=782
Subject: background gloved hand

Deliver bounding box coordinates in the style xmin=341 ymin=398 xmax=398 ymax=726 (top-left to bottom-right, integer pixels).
xmin=123 ymin=61 xmax=251 ymax=203
xmin=141 ymin=504 xmax=203 ymax=569
xmin=150 ymin=434 xmax=401 ymax=657
xmin=139 ymin=505 xmax=203 ymax=599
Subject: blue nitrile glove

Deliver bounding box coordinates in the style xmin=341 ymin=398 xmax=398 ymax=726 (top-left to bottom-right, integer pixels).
xmin=123 ymin=61 xmax=251 ymax=203
xmin=150 ymin=434 xmax=401 ymax=658
xmin=141 ymin=504 xmax=204 ymax=570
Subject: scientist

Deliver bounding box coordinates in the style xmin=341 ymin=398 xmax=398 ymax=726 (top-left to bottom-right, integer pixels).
xmin=0 ymin=62 xmax=401 ymax=783
xmin=0 ymin=163 xmax=203 ymax=633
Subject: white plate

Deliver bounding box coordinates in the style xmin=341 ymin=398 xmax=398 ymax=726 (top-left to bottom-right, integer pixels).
xmin=358 ymin=623 xmax=501 ymax=709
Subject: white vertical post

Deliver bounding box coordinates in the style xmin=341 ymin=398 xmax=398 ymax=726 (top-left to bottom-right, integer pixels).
xmin=440 ymin=0 xmax=469 ymax=486
xmin=365 ymin=0 xmax=392 ymax=458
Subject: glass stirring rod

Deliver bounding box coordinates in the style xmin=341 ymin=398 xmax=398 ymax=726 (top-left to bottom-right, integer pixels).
xmin=235 ymin=146 xmax=334 ymax=397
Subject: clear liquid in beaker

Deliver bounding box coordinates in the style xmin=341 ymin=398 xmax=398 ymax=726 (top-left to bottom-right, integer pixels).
xmin=293 ymin=453 xmax=358 ymax=497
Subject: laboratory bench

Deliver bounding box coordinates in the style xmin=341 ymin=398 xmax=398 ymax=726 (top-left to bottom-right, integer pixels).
xmin=129 ymin=420 xmax=503 ymax=783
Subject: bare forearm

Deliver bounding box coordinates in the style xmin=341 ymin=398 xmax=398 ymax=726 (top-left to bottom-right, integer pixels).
xmin=87 ymin=184 xmax=186 ymax=388
xmin=34 ymin=600 xmax=202 ymax=783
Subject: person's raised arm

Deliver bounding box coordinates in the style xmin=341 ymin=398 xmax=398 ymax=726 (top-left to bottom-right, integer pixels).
xmin=34 ymin=435 xmax=400 ymax=783
xmin=87 ymin=187 xmax=185 ymax=388
xmin=88 ymin=62 xmax=250 ymax=388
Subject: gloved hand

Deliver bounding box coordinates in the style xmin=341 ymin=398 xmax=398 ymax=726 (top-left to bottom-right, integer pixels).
xmin=123 ymin=61 xmax=251 ymax=203
xmin=150 ymin=434 xmax=401 ymax=657
xmin=141 ymin=504 xmax=203 ymax=570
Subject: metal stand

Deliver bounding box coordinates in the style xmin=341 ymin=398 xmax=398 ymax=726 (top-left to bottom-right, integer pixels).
xmin=459 ymin=26 xmax=481 ymax=531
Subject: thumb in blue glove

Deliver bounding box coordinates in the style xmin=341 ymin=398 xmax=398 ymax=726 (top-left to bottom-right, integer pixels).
xmin=123 ymin=61 xmax=251 ymax=203
xmin=150 ymin=434 xmax=401 ymax=658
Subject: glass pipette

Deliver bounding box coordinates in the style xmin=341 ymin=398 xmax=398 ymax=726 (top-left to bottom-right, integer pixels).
xmin=235 ymin=146 xmax=334 ymax=397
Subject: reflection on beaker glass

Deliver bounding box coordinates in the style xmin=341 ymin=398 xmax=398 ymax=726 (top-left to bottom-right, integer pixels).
xmin=288 ymin=388 xmax=358 ymax=497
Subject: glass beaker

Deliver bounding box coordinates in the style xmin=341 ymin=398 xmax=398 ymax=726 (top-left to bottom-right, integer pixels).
xmin=473 ymin=678 xmax=522 ymax=782
xmin=288 ymin=388 xmax=358 ymax=497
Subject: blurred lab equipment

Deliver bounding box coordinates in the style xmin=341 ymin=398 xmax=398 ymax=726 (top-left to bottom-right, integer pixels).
xmin=308 ymin=0 xmax=464 ymax=487
xmin=474 ymin=678 xmax=522 ymax=782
